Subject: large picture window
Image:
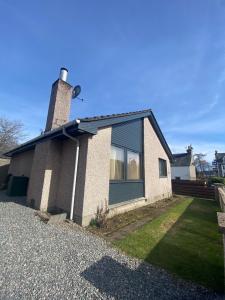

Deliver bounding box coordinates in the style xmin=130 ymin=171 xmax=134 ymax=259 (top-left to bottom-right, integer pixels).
xmin=159 ymin=158 xmax=167 ymax=177
xmin=110 ymin=145 xmax=142 ymax=181
xmin=127 ymin=150 xmax=141 ymax=180
xmin=110 ymin=146 xmax=124 ymax=180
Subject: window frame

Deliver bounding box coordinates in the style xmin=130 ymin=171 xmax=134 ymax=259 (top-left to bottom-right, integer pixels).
xmin=110 ymin=145 xmax=125 ymax=181
xmin=110 ymin=144 xmax=143 ymax=183
xmin=159 ymin=158 xmax=167 ymax=178
xmin=127 ymin=149 xmax=142 ymax=181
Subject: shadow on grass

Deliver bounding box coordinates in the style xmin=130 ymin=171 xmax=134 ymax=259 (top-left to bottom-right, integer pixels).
xmin=81 ymin=198 xmax=224 ymax=298
xmin=144 ymin=198 xmax=224 ymax=293
xmin=112 ymin=197 xmax=224 ymax=293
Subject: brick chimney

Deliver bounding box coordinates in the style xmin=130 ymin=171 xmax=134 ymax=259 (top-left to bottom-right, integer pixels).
xmin=45 ymin=68 xmax=73 ymax=132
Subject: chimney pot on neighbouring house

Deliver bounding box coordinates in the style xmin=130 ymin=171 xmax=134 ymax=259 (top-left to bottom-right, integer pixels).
xmin=187 ymin=145 xmax=193 ymax=154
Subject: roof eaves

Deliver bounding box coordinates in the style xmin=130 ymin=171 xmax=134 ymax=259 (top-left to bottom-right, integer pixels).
xmin=4 ymin=121 xmax=83 ymax=157
xmin=5 ymin=111 xmax=152 ymax=157
xmin=148 ymin=111 xmax=173 ymax=161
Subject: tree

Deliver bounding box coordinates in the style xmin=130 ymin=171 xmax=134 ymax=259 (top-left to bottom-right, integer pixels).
xmin=0 ymin=117 xmax=25 ymax=156
xmin=193 ymin=153 xmax=212 ymax=177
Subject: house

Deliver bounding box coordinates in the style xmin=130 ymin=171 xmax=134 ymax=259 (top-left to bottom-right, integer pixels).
xmin=214 ymin=151 xmax=225 ymax=177
xmin=5 ymin=68 xmax=172 ymax=226
xmin=171 ymin=146 xmax=196 ymax=180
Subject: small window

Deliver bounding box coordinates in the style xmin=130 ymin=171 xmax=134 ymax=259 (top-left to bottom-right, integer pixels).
xmin=159 ymin=158 xmax=167 ymax=177
xmin=127 ymin=150 xmax=141 ymax=180
xmin=110 ymin=146 xmax=124 ymax=180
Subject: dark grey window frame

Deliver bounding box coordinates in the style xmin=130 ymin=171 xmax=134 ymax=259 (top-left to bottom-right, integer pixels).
xmin=110 ymin=143 xmax=143 ymax=184
xmin=159 ymin=158 xmax=167 ymax=177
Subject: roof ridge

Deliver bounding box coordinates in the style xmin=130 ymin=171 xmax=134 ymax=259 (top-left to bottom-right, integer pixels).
xmin=79 ymin=109 xmax=151 ymax=122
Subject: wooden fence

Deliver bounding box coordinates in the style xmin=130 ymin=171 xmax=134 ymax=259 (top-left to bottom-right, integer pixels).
xmin=172 ymin=180 xmax=215 ymax=200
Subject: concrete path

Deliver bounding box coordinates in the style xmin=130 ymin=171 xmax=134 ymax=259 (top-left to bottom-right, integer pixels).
xmin=0 ymin=192 xmax=223 ymax=299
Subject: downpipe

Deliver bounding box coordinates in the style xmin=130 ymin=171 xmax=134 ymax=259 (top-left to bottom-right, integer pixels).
xmin=62 ymin=123 xmax=80 ymax=221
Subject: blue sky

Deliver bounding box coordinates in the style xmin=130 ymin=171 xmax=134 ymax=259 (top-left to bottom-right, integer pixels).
xmin=0 ymin=0 xmax=225 ymax=161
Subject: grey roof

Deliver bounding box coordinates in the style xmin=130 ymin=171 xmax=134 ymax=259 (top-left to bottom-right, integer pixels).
xmin=172 ymin=153 xmax=192 ymax=167
xmin=4 ymin=109 xmax=172 ymax=160
xmin=216 ymin=153 xmax=225 ymax=162
xmin=79 ymin=109 xmax=150 ymax=122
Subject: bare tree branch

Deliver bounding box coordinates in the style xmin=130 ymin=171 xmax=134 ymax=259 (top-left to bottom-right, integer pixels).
xmin=0 ymin=117 xmax=26 ymax=156
xmin=193 ymin=153 xmax=211 ymax=177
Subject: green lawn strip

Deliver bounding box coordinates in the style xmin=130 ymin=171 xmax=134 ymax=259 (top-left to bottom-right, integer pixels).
xmin=114 ymin=197 xmax=224 ymax=292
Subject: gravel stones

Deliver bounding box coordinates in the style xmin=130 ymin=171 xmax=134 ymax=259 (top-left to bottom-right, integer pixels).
xmin=0 ymin=195 xmax=223 ymax=299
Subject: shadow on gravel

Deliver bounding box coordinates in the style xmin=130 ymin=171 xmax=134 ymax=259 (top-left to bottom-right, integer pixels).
xmin=0 ymin=190 xmax=27 ymax=206
xmin=81 ymin=256 xmax=217 ymax=300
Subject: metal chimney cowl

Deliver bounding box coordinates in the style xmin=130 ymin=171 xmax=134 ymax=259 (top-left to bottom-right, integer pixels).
xmin=59 ymin=67 xmax=68 ymax=82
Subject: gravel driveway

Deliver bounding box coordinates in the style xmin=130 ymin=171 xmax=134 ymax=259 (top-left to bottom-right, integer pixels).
xmin=0 ymin=193 xmax=223 ymax=300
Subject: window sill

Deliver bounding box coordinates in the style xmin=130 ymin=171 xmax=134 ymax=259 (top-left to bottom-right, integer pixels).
xmin=109 ymin=197 xmax=147 ymax=209
xmin=110 ymin=180 xmax=144 ymax=184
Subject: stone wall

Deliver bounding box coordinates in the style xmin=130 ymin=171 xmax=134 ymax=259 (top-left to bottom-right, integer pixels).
xmin=216 ymin=186 xmax=225 ymax=283
xmin=218 ymin=187 xmax=225 ymax=212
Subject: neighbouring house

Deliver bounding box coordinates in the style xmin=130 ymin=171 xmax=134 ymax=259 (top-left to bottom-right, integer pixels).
xmin=171 ymin=146 xmax=196 ymax=180
xmin=214 ymin=151 xmax=225 ymax=177
xmin=5 ymin=68 xmax=172 ymax=226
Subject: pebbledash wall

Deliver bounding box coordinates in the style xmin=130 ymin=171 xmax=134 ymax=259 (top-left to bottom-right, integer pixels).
xmin=75 ymin=117 xmax=172 ymax=226
xmin=8 ymin=150 xmax=34 ymax=177
xmin=8 ymin=117 xmax=172 ymax=226
xmin=144 ymin=117 xmax=172 ymax=203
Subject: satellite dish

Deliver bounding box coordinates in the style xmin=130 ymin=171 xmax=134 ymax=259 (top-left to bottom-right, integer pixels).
xmin=72 ymin=85 xmax=81 ymax=99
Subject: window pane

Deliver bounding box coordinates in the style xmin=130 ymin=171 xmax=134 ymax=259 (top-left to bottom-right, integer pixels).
xmin=110 ymin=146 xmax=124 ymax=180
xmin=127 ymin=151 xmax=141 ymax=180
xmin=159 ymin=158 xmax=167 ymax=177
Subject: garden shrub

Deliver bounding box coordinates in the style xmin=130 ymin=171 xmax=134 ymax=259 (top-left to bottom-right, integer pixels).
xmin=208 ymin=177 xmax=225 ymax=185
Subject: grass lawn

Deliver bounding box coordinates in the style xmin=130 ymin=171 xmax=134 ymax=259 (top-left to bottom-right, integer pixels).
xmin=114 ymin=197 xmax=224 ymax=293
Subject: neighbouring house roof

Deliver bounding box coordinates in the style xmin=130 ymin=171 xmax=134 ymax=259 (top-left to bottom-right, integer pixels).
xmin=4 ymin=109 xmax=172 ymax=160
xmin=172 ymin=152 xmax=192 ymax=167
xmin=216 ymin=153 xmax=225 ymax=163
